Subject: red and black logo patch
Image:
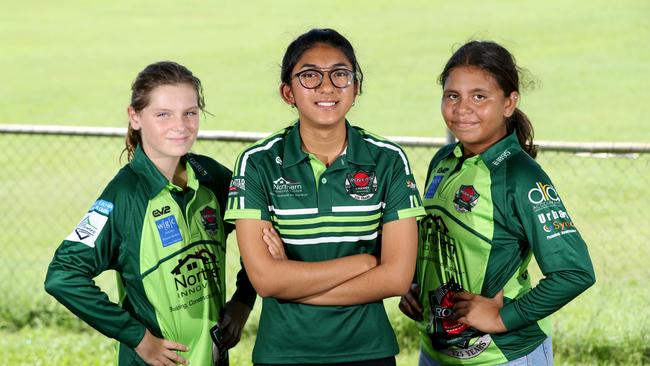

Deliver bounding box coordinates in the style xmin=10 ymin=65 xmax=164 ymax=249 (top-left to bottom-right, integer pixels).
xmin=453 ymin=185 xmax=480 ymax=213
xmin=200 ymin=206 xmax=218 ymax=236
xmin=345 ymin=170 xmax=378 ymax=201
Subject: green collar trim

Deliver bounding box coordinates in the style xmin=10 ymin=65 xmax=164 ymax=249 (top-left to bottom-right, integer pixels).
xmin=479 ymin=132 xmax=522 ymax=170
xmin=281 ymin=120 xmax=375 ymax=168
xmin=130 ymin=145 xmax=202 ymax=199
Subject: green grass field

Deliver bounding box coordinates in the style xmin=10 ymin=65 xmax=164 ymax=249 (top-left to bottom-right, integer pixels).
xmin=1 ymin=0 xmax=649 ymax=365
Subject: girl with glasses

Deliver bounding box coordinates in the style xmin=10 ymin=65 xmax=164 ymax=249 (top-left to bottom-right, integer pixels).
xmin=45 ymin=61 xmax=256 ymax=366
xmin=224 ymin=28 xmax=425 ymax=366
xmin=399 ymin=41 xmax=595 ymax=366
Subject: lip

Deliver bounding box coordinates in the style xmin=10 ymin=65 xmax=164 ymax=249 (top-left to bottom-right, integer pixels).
xmin=315 ymin=101 xmax=338 ymax=109
xmin=451 ymin=121 xmax=479 ymax=131
xmin=168 ymin=136 xmax=192 ymax=144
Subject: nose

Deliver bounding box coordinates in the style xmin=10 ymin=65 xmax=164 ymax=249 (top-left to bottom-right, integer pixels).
xmin=172 ymin=114 xmax=187 ymax=131
xmin=317 ymin=71 xmax=335 ymax=93
xmin=455 ymin=96 xmax=472 ymax=115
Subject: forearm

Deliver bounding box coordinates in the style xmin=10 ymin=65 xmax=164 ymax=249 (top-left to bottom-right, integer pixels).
xmin=500 ymin=269 xmax=596 ymax=331
xmin=247 ymin=253 xmax=376 ymax=299
xmin=45 ymin=263 xmax=146 ymax=348
xmin=229 ymin=263 xmax=257 ymax=309
xmin=236 ymin=219 xmax=376 ymax=299
xmin=295 ymin=218 xmax=418 ymax=306
xmin=296 ymin=258 xmax=414 ymax=305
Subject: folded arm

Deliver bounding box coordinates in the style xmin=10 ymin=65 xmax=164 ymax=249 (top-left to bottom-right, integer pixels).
xmin=235 ymin=219 xmax=377 ymax=299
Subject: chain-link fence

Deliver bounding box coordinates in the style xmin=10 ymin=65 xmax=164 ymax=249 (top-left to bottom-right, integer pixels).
xmin=1 ymin=125 xmax=649 ymax=338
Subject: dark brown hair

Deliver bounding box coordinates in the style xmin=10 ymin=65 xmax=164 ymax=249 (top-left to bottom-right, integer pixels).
xmin=123 ymin=61 xmax=205 ymax=161
xmin=439 ymin=41 xmax=538 ymax=158
xmin=281 ymin=28 xmax=364 ymax=94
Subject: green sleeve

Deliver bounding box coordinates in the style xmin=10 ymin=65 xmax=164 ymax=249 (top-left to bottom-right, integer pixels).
xmin=382 ymin=147 xmax=425 ymax=223
xmin=44 ymin=196 xmax=146 ymax=349
xmin=499 ymin=158 xmax=596 ymax=331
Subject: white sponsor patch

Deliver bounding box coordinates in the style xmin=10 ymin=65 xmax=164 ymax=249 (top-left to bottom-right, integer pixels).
xmin=65 ymin=211 xmax=108 ymax=248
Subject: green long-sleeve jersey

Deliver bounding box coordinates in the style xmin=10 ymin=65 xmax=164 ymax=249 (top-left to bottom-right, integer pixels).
xmin=45 ymin=146 xmax=255 ymax=366
xmin=416 ymin=133 xmax=595 ymax=364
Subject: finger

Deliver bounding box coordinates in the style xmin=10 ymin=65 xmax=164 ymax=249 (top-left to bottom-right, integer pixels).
xmin=453 ymin=300 xmax=470 ymax=311
xmin=399 ymin=298 xmax=414 ymax=315
xmin=219 ymin=314 xmax=232 ymax=328
xmin=493 ymin=289 xmax=504 ymax=305
xmin=453 ymin=307 xmax=468 ymax=319
xmin=162 ymin=340 xmax=189 ymax=352
xmin=456 ymin=316 xmax=469 ymax=326
xmin=403 ymin=293 xmax=423 ymax=313
xmin=164 ymin=350 xmax=188 ymax=365
xmin=453 ymin=291 xmax=474 ymax=301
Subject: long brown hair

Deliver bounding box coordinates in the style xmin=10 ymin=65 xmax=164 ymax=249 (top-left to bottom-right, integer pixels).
xmin=439 ymin=41 xmax=538 ymax=158
xmin=123 ymin=61 xmax=206 ymax=161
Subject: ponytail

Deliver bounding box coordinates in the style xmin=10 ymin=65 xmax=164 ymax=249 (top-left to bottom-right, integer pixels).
xmin=122 ymin=124 xmax=142 ymax=162
xmin=507 ymin=108 xmax=538 ymax=159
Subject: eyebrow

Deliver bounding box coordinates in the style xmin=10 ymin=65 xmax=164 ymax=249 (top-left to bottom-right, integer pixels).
xmin=443 ymin=88 xmax=491 ymax=93
xmin=297 ymin=62 xmax=350 ymax=70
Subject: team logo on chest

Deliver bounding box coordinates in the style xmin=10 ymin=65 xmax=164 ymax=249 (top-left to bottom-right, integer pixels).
xmin=453 ymin=185 xmax=480 ymax=213
xmin=345 ymin=170 xmax=378 ymax=201
xmin=200 ymin=207 xmax=218 ymax=236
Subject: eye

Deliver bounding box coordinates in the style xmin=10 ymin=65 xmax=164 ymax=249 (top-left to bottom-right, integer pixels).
xmin=444 ymin=92 xmax=459 ymax=101
xmin=332 ymin=69 xmax=351 ymax=78
xmin=156 ymin=112 xmax=170 ymax=118
xmin=300 ymin=71 xmax=320 ymax=79
xmin=185 ymin=111 xmax=198 ymax=117
xmin=473 ymin=94 xmax=486 ymax=102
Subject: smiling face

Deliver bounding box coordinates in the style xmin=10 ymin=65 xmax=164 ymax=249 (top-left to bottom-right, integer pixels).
xmin=441 ymin=65 xmax=518 ymax=156
xmin=280 ymin=43 xmax=358 ymax=130
xmin=128 ymin=83 xmax=199 ymax=164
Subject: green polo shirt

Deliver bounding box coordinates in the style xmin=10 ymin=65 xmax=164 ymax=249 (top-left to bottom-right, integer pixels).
xmin=45 ymin=145 xmax=255 ymax=366
xmin=225 ymin=121 xmax=425 ymax=364
xmin=416 ymin=133 xmax=595 ymax=364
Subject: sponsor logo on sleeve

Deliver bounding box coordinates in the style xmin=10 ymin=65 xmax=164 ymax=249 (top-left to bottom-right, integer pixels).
xmin=228 ymin=177 xmax=246 ymax=197
xmin=537 ymin=208 xmax=577 ymax=239
xmin=156 ymin=215 xmax=183 ymax=247
xmin=424 ymin=175 xmax=443 ymax=199
xmin=528 ymin=182 xmax=562 ymax=210
xmin=406 ymin=179 xmax=417 ymax=190
xmin=90 ymin=199 xmax=114 ymax=215
xmin=65 ymin=211 xmax=108 ymax=248
xmin=453 ymin=185 xmax=480 ymax=213
xmin=345 ymin=170 xmax=378 ymax=201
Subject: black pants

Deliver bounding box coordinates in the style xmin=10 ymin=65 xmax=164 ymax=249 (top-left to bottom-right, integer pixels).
xmin=255 ymin=356 xmax=396 ymax=366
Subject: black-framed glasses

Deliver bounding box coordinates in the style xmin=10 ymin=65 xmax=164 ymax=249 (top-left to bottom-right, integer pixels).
xmin=293 ymin=68 xmax=355 ymax=89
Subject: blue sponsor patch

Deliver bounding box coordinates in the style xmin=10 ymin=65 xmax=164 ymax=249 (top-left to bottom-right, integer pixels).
xmin=424 ymin=176 xmax=444 ymax=199
xmin=156 ymin=215 xmax=183 ymax=247
xmin=90 ymin=199 xmax=114 ymax=215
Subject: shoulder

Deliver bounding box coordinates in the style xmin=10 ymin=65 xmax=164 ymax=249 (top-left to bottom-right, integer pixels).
xmin=100 ymin=165 xmax=142 ymax=202
xmin=503 ymin=150 xmax=550 ymax=185
xmin=233 ymin=126 xmax=291 ymax=173
xmin=187 ymin=153 xmax=232 ymax=182
xmin=430 ymin=143 xmax=456 ymax=167
xmin=353 ymin=126 xmax=411 ymax=165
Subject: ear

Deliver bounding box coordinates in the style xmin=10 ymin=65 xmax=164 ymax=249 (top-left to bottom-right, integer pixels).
xmin=503 ymin=91 xmax=518 ymax=118
xmin=127 ymin=106 xmax=141 ymax=130
xmin=279 ymin=83 xmax=295 ymax=106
